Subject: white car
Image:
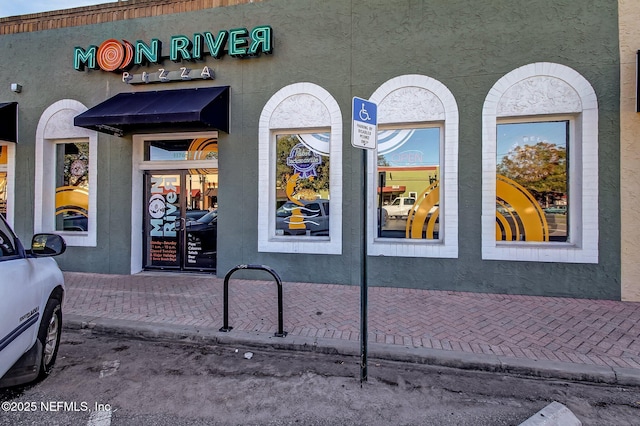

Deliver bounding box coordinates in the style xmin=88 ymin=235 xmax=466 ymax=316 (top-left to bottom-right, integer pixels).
xmin=0 ymin=215 xmax=66 ymax=387
xmin=383 ymin=197 xmax=417 ymax=219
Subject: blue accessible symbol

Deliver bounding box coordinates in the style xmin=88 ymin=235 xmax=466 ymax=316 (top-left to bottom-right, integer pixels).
xmin=359 ymin=102 xmax=371 ymax=122
xmin=352 ymin=97 xmax=378 ymax=150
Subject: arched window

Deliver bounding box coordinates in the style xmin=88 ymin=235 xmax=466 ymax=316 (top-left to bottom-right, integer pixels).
xmin=368 ymin=74 xmax=459 ymax=258
xmin=258 ymin=83 xmax=342 ymax=254
xmin=35 ymin=100 xmax=98 ymax=247
xmin=482 ymin=63 xmax=598 ymax=263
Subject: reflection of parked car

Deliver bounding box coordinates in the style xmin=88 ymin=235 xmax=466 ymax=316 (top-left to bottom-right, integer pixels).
xmin=185 ymin=210 xmax=217 ymax=269
xmin=186 ymin=210 xmax=216 ymax=227
xmin=544 ymin=205 xmax=567 ymax=215
xmin=63 ymin=214 xmax=88 ymax=231
xmin=0 ymin=215 xmax=66 ymax=387
xmin=168 ymin=209 xmax=208 ymax=221
xmin=276 ymin=199 xmax=329 ymax=236
xmin=185 ymin=210 xmax=208 ymax=221
xmin=383 ymin=197 xmax=416 ymax=219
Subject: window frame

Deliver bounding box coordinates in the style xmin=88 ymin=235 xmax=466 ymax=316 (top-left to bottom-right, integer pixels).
xmin=482 ymin=62 xmax=598 ymax=263
xmin=258 ymin=83 xmax=342 ymax=255
xmin=367 ymin=74 xmax=459 ymax=259
xmin=35 ymin=100 xmax=97 ymax=247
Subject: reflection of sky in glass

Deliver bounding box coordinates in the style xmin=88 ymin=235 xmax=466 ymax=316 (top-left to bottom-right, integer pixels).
xmin=379 ymin=128 xmax=440 ymax=167
xmin=150 ymin=146 xmax=188 ymax=161
xmin=147 ymin=140 xmax=192 ymax=161
xmin=497 ymin=121 xmax=567 ymax=161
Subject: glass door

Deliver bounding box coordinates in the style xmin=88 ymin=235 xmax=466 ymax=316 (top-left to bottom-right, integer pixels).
xmin=143 ymin=171 xmax=218 ymax=272
xmin=144 ymin=172 xmax=184 ymax=270
xmin=183 ymin=172 xmax=217 ymax=271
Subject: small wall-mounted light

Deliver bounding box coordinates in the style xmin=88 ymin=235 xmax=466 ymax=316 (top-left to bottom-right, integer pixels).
xmin=10 ymin=83 xmax=22 ymax=93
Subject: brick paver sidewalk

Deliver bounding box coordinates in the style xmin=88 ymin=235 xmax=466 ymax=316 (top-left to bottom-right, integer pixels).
xmin=63 ymin=272 xmax=640 ymax=370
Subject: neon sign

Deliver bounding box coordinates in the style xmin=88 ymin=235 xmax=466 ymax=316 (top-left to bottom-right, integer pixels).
xmin=286 ymin=143 xmax=322 ymax=179
xmin=74 ymin=25 xmax=273 ymax=72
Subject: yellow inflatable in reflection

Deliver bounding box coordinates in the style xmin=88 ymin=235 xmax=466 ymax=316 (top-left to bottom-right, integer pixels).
xmin=495 ymin=175 xmax=549 ymax=242
xmin=406 ymin=181 xmax=439 ymax=239
xmin=55 ymin=186 xmax=89 ymax=217
xmin=404 ymin=176 xmax=549 ymax=241
xmin=187 ymin=137 xmax=218 ymax=175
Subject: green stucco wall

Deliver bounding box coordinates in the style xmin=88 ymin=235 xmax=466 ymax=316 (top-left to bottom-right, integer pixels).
xmin=0 ymin=0 xmax=621 ymax=298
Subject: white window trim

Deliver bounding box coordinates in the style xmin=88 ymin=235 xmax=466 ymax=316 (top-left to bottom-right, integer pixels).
xmin=368 ymin=74 xmax=459 ymax=258
xmin=258 ymin=83 xmax=343 ymax=255
xmin=131 ymin=131 xmax=219 ymax=274
xmin=482 ymin=62 xmax=598 ymax=263
xmin=0 ymin=143 xmax=15 ymax=226
xmin=35 ymin=99 xmax=97 ymax=247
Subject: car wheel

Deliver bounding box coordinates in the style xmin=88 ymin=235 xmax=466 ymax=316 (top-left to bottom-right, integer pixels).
xmin=37 ymin=298 xmax=62 ymax=378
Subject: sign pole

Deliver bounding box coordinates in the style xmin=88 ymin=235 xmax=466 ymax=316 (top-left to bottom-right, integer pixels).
xmin=351 ymin=97 xmax=377 ymax=385
xmin=360 ymin=147 xmax=368 ymax=385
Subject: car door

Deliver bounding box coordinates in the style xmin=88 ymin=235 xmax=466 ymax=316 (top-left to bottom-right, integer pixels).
xmin=0 ymin=219 xmax=40 ymax=379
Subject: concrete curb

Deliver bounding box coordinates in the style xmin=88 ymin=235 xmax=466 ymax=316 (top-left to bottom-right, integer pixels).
xmin=63 ymin=314 xmax=640 ymax=387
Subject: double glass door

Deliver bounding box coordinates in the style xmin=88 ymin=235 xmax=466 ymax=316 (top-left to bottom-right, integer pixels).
xmin=143 ymin=171 xmax=218 ymax=272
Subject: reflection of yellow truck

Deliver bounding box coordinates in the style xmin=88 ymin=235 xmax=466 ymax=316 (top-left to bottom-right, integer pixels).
xmin=383 ymin=197 xmax=416 ymax=219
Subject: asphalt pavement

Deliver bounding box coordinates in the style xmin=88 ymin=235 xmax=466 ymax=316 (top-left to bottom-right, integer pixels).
xmin=61 ymin=270 xmax=640 ymax=387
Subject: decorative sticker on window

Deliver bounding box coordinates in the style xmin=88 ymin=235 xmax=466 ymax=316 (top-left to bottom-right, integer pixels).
xmin=147 ymin=175 xmax=179 ymax=266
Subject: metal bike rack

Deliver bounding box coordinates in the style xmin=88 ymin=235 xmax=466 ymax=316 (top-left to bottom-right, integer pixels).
xmin=219 ymin=264 xmax=287 ymax=337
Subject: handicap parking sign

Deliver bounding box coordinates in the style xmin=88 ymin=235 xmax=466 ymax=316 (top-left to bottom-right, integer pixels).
xmin=352 ymin=97 xmax=377 ymax=150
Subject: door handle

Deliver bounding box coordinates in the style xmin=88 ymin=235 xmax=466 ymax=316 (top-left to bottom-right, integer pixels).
xmin=177 ymin=217 xmax=186 ymax=232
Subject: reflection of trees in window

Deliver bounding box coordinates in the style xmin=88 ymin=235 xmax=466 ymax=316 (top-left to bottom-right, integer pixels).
xmin=275 ymin=134 xmax=330 ymax=201
xmin=377 ymin=155 xmax=389 ymax=166
xmin=62 ymin=142 xmax=89 ymax=188
xmin=497 ymin=141 xmax=566 ymax=207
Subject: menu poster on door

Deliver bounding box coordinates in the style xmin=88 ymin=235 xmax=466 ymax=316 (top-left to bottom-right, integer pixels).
xmin=186 ymin=233 xmax=202 ymax=264
xmin=147 ymin=176 xmax=180 ymax=267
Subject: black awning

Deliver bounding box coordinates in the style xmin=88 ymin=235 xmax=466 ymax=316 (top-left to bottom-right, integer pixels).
xmin=0 ymin=102 xmax=18 ymax=143
xmin=74 ymin=86 xmax=229 ymax=136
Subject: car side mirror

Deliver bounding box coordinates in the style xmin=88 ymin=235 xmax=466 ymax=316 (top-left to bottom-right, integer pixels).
xmin=30 ymin=234 xmax=66 ymax=257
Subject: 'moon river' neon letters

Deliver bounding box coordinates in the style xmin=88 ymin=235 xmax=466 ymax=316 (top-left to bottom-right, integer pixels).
xmin=74 ymin=25 xmax=273 ymax=72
